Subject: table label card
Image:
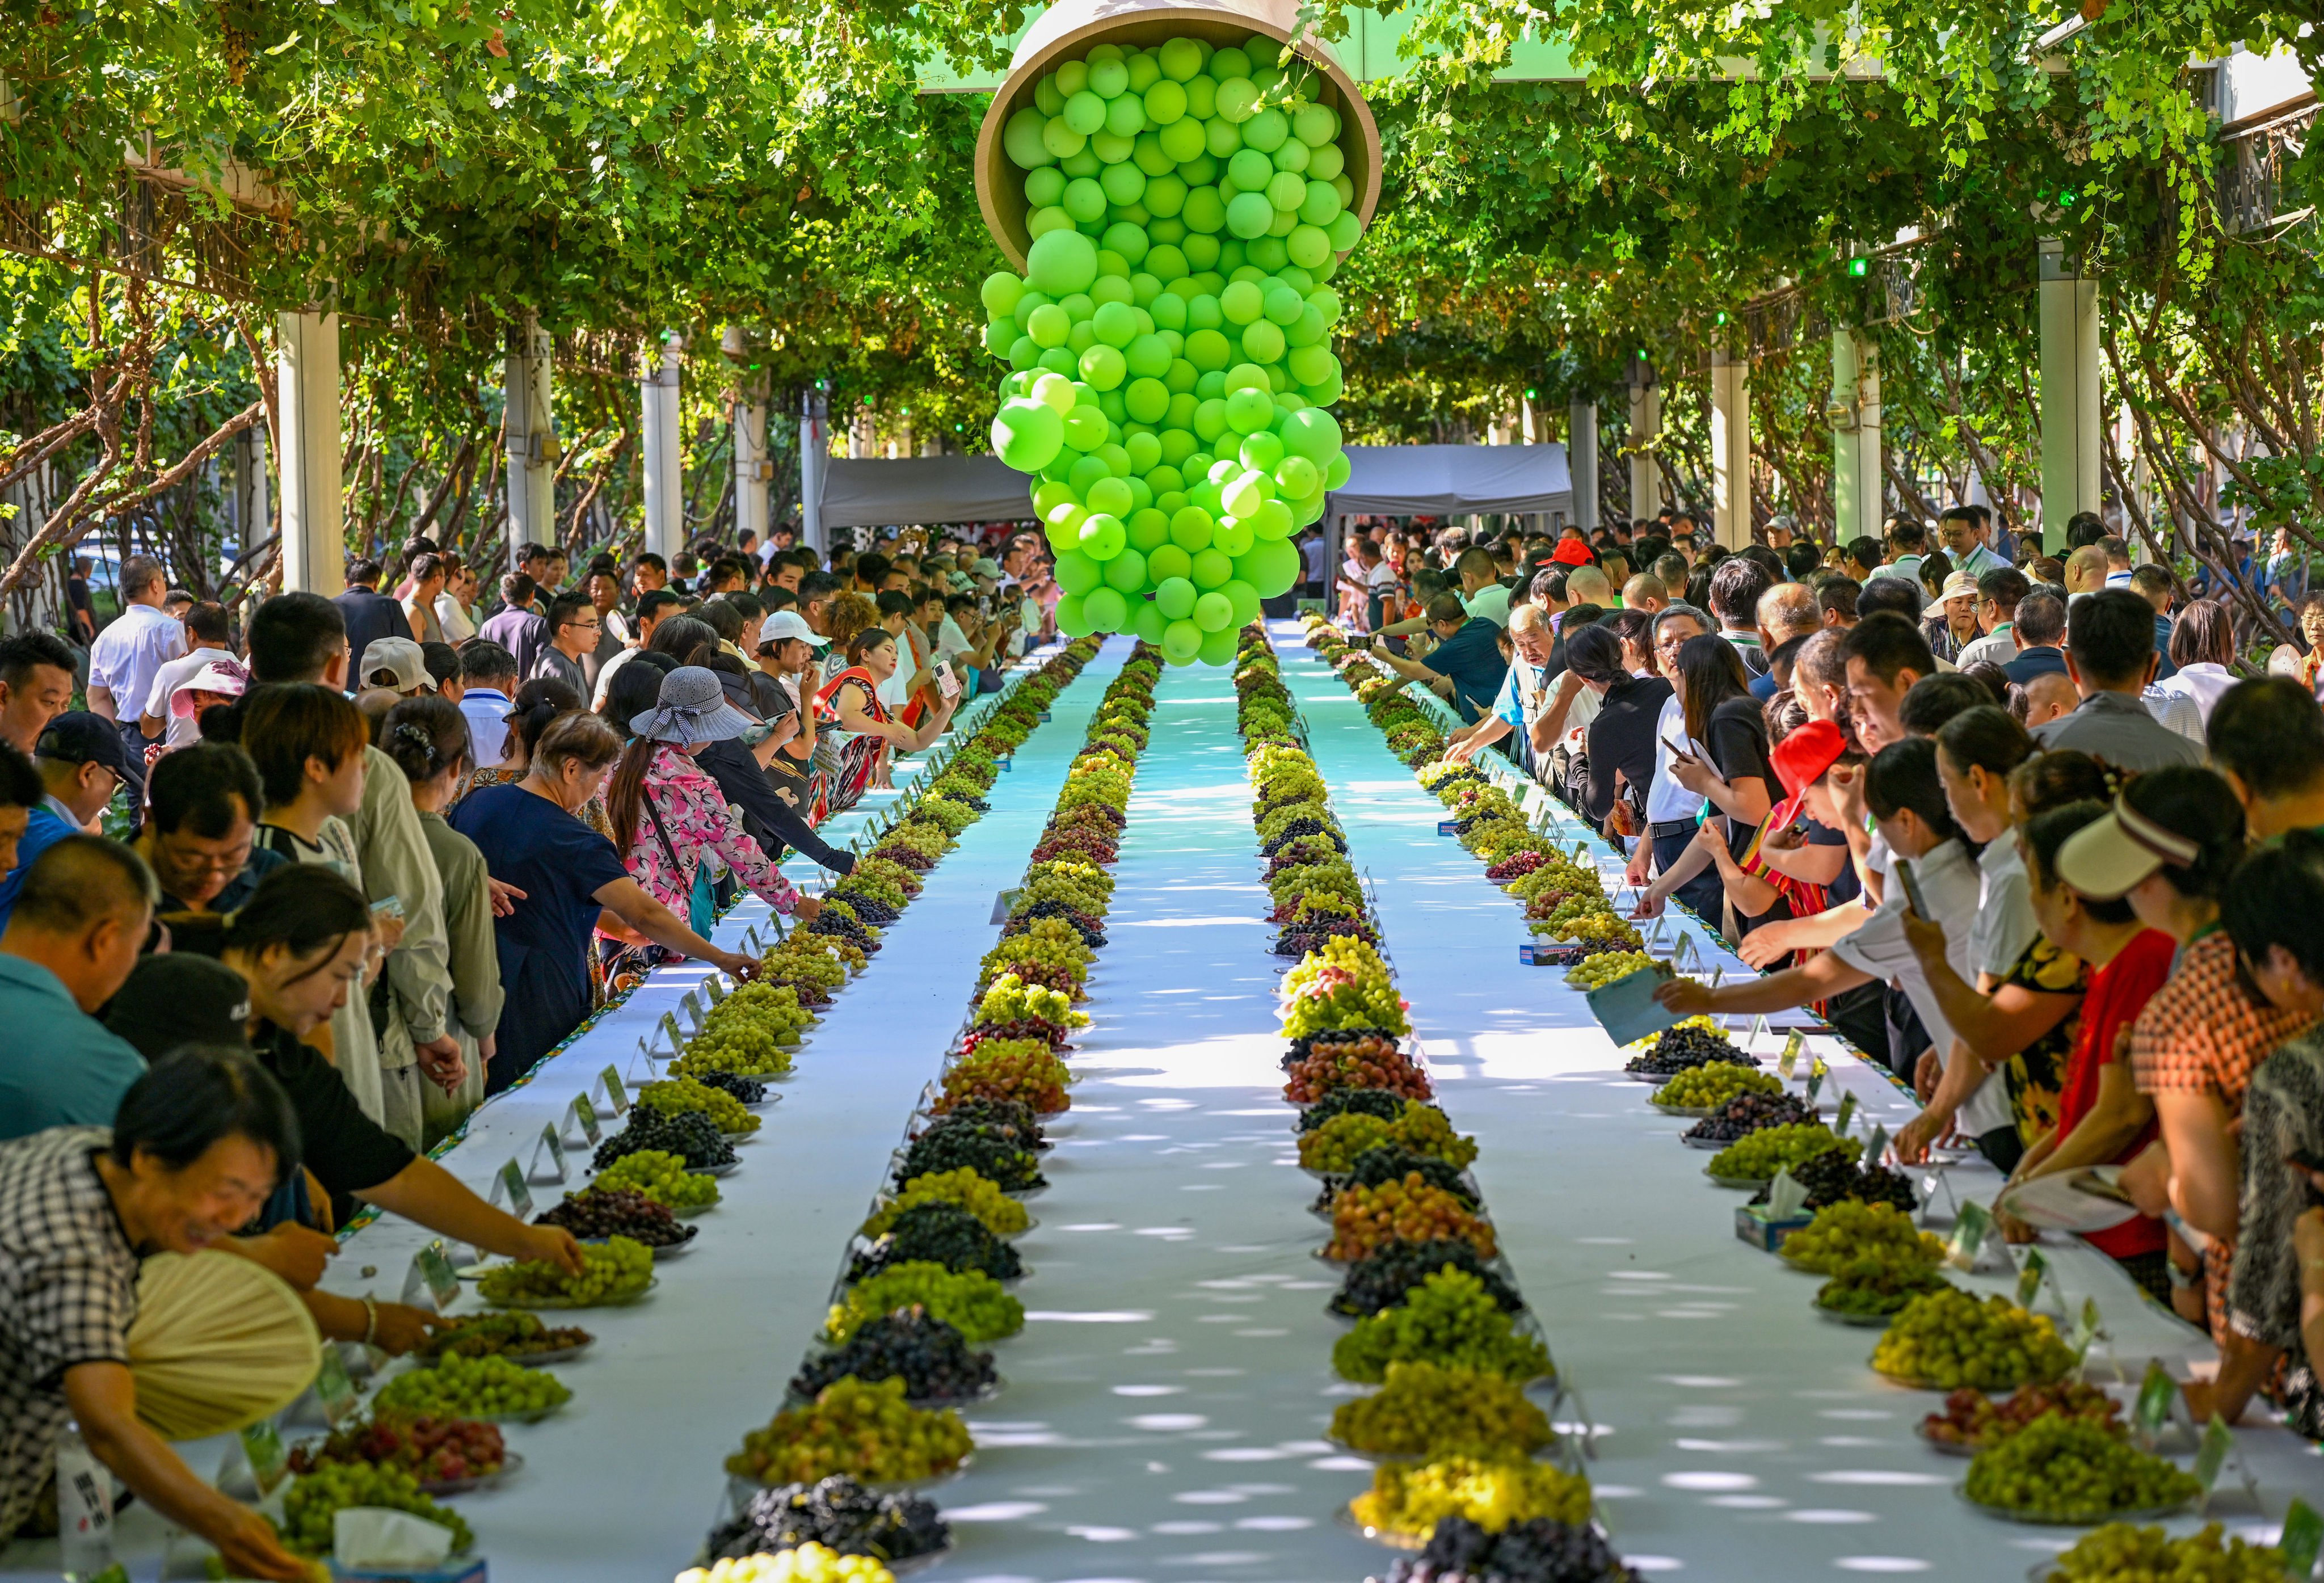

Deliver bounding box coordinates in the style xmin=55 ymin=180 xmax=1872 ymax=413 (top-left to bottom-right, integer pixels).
xmin=990 ymin=889 xmax=1021 ymax=926
xmin=1833 ymin=1090 xmax=1858 ymax=1136
xmin=661 ymin=1012 xmax=687 ymax=1054
xmin=1437 ymin=819 xmax=1458 ymax=836
xmin=2132 ymin=1359 xmax=2179 ymax=1447
xmin=2277 ymin=1497 xmax=2322 ymax=1578
xmin=706 ymin=974 xmax=726 ymax=1006
xmin=529 ymin=1121 xmax=569 ymax=1184
xmin=1947 ymin=1201 xmax=1993 ymax=1271
xmin=489 ymin=1159 xmax=533 ymax=1222
xmin=2016 ymin=1248 xmax=2048 ymax=1309
xmin=597 ymin=1065 xmax=629 ymax=1117
xmin=240 ymin=1420 xmax=288 ymax=1496
xmin=567 ymin=1093 xmax=601 ymax=1148
xmin=681 ymin=990 xmax=704 ymax=1032
xmin=1804 ymin=1055 xmax=1830 ymax=1106
xmin=416 ymin=1242 xmax=461 ymax=1310
xmin=1778 ymin=1031 xmax=1804 ymax=1080
xmin=314 ymin=1346 xmax=359 ymax=1426
xmin=1745 ymin=1013 xmax=1767 ymax=1049
xmin=1865 ymin=1123 xmax=1889 ymax=1167
xmin=2069 ymin=1296 xmax=2103 ymax=1357
xmin=2192 ymin=1414 xmax=2235 ymax=1502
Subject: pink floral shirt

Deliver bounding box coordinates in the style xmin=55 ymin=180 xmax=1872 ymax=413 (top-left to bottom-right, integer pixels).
xmin=625 ymin=744 xmax=802 ymax=916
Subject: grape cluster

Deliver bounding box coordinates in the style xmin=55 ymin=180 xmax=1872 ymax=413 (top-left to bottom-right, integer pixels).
xmin=1704 ymin=1124 xmax=1858 ymax=1183
xmin=807 ymin=907 xmax=881 ymax=954
xmin=896 ymin=1119 xmax=1046 ymax=1193
xmin=1813 ymin=1258 xmax=1951 ymax=1317
xmin=1326 ymin=1177 xmax=1497 ymax=1262
xmin=1296 ymin=1083 xmax=1407 ymax=1131
xmin=825 ymin=1261 xmax=1026 ymax=1345
xmin=726 ymin=1378 xmax=974 ymax=1486
xmin=1562 ymin=952 xmax=1656 ymax=991
xmin=281 ymin=1462 xmax=473 ymax=1556
xmin=1283 ymin=1041 xmax=1432 ymax=1105
xmin=375 ymin=1352 xmax=572 ymax=1420
xmin=1352 ymin=1456 xmax=1593 ymax=1542
xmin=1483 ymin=851 xmax=1547 ymax=883
xmin=1923 ymin=1382 xmax=2124 ymax=1451
xmin=1683 ymin=1091 xmax=1817 ymax=1143
xmin=1331 ymin=1240 xmax=1524 ymax=1319
xmin=1332 ymin=1269 xmax=1552 ymax=1384
xmin=1314 ymin=1148 xmax=1478 ymax=1214
xmin=1779 ymin=1202 xmax=1946 ymax=1274
xmin=704 ymin=1476 xmax=951 ymax=1567
xmin=790 ymin=1307 xmax=999 ymax=1404
xmin=415 ymin=1311 xmax=591 ymax=1362
xmin=593 ymin=1106 xmax=736 ymax=1172
xmin=862 ymin=1168 xmax=1031 ymax=1239
xmin=1964 ymin=1414 xmax=2200 ymax=1518
xmin=1651 ymin=1064 xmax=1781 ymax=1110
xmin=1747 ymin=1150 xmax=1917 ymax=1214
xmin=1872 ymin=1287 xmax=2078 ymax=1390
xmin=675 ymin=983 xmax=812 ymax=1078
xmin=1330 ymin=1359 xmax=1550 ymax=1458
xmin=679 ymin=1544 xmax=896 ymax=1583
xmin=1388 ymin=1515 xmax=1639 ymax=1583
xmin=535 ymin=1186 xmax=697 ymax=1249
xmin=974 ymin=974 xmax=1086 ymax=1034
xmin=927 ymin=1097 xmax=1049 ymax=1146
xmin=1298 ymin=1102 xmax=1474 ymax=1173
xmin=288 ymin=1409 xmax=507 ymax=1487
xmin=850 ymin=1203 xmax=1024 ymax=1282
xmin=638 ymin=1076 xmax=760 ymax=1135
xmin=694 ymin=1070 xmax=770 ymax=1106
xmin=935 ymin=1037 xmax=1073 ymax=1115
xmin=479 ymin=1235 xmax=654 ymax=1307
xmin=595 ymin=1148 xmax=721 ymax=1211
xmin=2049 ymin=1523 xmax=2286 ymax=1581
xmin=1622 ymin=1022 xmax=1748 ymax=1076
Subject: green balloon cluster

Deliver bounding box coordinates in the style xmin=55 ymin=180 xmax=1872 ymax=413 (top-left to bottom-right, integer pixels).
xmin=983 ymin=32 xmax=1363 ymax=666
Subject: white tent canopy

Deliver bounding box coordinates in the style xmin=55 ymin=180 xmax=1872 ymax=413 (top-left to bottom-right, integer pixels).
xmin=817 ymin=455 xmax=1031 ymax=529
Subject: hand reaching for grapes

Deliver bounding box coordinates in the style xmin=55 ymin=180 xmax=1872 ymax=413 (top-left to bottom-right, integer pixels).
xmin=793 ymin=894 xmax=824 ymax=923
xmin=370 ymin=1301 xmax=447 ymax=1356
xmin=205 ymin=1501 xmax=310 ymax=1583
xmin=713 ymin=949 xmax=763 ymax=982
xmin=1652 ymin=976 xmax=1715 ymax=1017
xmin=520 ymin=1223 xmax=587 ymax=1278
xmin=1893 ymin=1102 xmax=1955 ymax=1165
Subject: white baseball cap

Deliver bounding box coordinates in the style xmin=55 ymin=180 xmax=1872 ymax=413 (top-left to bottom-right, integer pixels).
xmin=760 ymin=610 xmax=830 ymax=649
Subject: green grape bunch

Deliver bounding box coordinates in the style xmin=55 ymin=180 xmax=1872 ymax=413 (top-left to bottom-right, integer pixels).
xmin=981 ymin=32 xmax=1370 ymax=667
xmin=478 ymin=1235 xmax=653 ymax=1307
xmin=374 ymin=1350 xmax=572 ymax=1420
xmin=281 ymin=1462 xmax=473 ymax=1556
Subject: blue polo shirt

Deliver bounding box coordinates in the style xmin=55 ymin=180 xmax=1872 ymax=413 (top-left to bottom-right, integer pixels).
xmin=1422 ymin=617 xmax=1510 ymax=721
xmin=0 ymin=953 xmax=149 ymax=1142
xmin=0 ymin=802 xmax=82 ymax=938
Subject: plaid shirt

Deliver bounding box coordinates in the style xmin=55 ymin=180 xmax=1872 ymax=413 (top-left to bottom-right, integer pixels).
xmin=2129 ymin=933 xmax=2313 ymax=1108
xmin=0 ymin=1127 xmax=139 ymax=1542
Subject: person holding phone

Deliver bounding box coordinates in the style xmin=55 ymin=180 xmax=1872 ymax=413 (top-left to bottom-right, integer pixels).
xmin=1654 ymin=738 xmax=1986 ymax=1139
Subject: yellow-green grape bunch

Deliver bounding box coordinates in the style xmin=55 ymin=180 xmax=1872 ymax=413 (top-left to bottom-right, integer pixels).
xmin=676 ymin=1546 xmax=897 ymax=1583
xmin=1779 ymin=1201 xmax=1946 ymax=1274
xmin=1298 ymin=1101 xmax=1476 ymax=1173
xmin=1332 ymin=1269 xmax=1552 ymax=1384
xmin=824 ymin=1261 xmax=1026 ymax=1345
xmin=281 ymin=1463 xmax=473 ymax=1556
xmin=985 ymin=33 xmax=1366 ymax=668
xmin=1705 ymin=1123 xmax=1859 ymax=1182
xmin=1963 ymin=1415 xmax=2200 ymax=1519
xmin=595 ymin=1149 xmax=721 ymax=1211
xmin=1563 ymin=952 xmax=1656 ymax=991
xmin=2049 ymin=1523 xmax=2286 ymax=1582
xmin=374 ymin=1351 xmax=572 ymax=1420
xmin=478 ymin=1235 xmax=653 ymax=1306
xmin=674 ymin=984 xmax=811 ymax=1079
xmin=1651 ymin=1064 xmax=1780 ymax=1109
xmin=1351 ymin=1456 xmax=1592 ymax=1540
xmin=1328 ymin=1359 xmax=1550 ymax=1458
xmin=638 ymin=1076 xmax=760 ymax=1135
xmin=861 ymin=1168 xmax=1031 ymax=1239
xmin=1871 ymin=1286 xmax=2079 ymax=1390
xmin=975 ymin=974 xmax=1087 ymax=1030
xmin=725 ymin=1378 xmax=975 ymax=1487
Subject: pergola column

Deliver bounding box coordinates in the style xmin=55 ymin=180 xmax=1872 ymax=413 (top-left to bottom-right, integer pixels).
xmin=734 ymin=382 xmax=771 ymax=549
xmin=1710 ymin=349 xmax=1751 ymax=549
xmin=504 ymin=313 xmax=558 ymax=562
xmin=1567 ymin=398 xmax=1598 ymax=536
xmin=2037 ymin=238 xmax=2102 ymax=550
xmin=1627 ymin=362 xmax=1660 ymax=519
xmin=276 ymin=309 xmax=344 ymax=596
xmin=799 ymin=382 xmax=830 ymax=557
xmin=640 ymin=336 xmax=683 ymax=560
xmin=1830 ymin=328 xmax=1884 ymax=542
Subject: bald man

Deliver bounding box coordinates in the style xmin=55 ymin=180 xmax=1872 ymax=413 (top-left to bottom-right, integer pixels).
xmin=1753 ymin=582 xmax=1824 ymax=700
xmin=2065 ymin=545 xmax=2108 ymax=600
xmin=2020 ymin=671 xmax=2078 ymax=728
xmin=0 ymin=835 xmax=158 ymax=1140
xmin=1621 ymin=574 xmax=1668 ymax=614
xmin=1564 ymin=565 xmax=1614 ymax=609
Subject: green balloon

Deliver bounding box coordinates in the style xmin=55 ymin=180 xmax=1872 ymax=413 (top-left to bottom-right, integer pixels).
xmin=1159 ymin=36 xmax=1203 ymax=81
xmin=1132 ymin=598 xmax=1169 ymax=642
xmin=1148 ymin=544 xmax=1194 ymax=583
xmin=1079 ymin=343 xmax=1127 ymax=390
xmin=1235 ymin=535 xmax=1302 ymax=597
xmin=1224 ymin=386 xmax=1274 ymax=435
xmin=1125 ymin=377 xmax=1170 ymax=424
xmin=1198 ymin=624 xmax=1243 ymax=666
xmin=1190 ymin=547 xmax=1233 ymax=590
xmin=1004 ymin=109 xmax=1055 ymax=170
xmin=1224 ymin=578 xmax=1264 ymax=629
xmin=1162 ymin=618 xmax=1205 ymax=663
xmin=1327 ymin=210 xmax=1363 ymax=251
xmin=1103 ymin=546 xmax=1149 ymax=593
xmin=1079 ymin=512 xmax=1127 ymax=561
xmin=1026 ymin=229 xmax=1098 ymax=297
xmin=1054 ymin=592 xmax=1092 ymax=636
xmin=1193 ymin=590 xmax=1234 ymax=632
xmin=1225 ymin=191 xmax=1275 ymax=239
xmin=1083 ymin=586 xmax=1130 ymax=631
xmin=1212 ymin=515 xmax=1255 ymax=557
xmin=1053 ymin=547 xmax=1102 ymax=596
xmin=1063 ymin=89 xmax=1108 ymax=135
xmin=1167 ymin=507 xmax=1213 ymax=553
xmin=1125 ymin=507 xmax=1171 ymax=552
xmin=1061 ymin=404 xmax=1108 ymax=449
xmin=1153 ymin=575 xmax=1198 ymax=620
xmin=1278 ymin=404 xmax=1341 ymax=461
xmin=982 ymin=272 xmax=1027 ymax=317
xmin=992 ymin=399 xmax=1063 ymax=472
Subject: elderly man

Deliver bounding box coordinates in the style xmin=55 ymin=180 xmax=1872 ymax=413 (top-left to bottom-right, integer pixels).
xmin=1752 ymin=583 xmax=1823 ymax=701
xmin=1372 ymin=592 xmax=1508 ymax=719
xmin=1445 ymin=606 xmax=1563 ymax=775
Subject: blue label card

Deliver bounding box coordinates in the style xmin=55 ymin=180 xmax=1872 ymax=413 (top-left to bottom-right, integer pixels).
xmin=1585 ymin=963 xmax=1681 ymax=1047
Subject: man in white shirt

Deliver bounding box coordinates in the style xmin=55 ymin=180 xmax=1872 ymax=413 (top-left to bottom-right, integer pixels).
xmin=1937 ymin=507 xmax=2004 ymax=579
xmin=1955 ymin=566 xmax=2027 ymax=670
xmin=1868 ymin=520 xmax=1928 ymax=584
xmin=85 ymin=554 xmax=184 ymax=795
xmin=456 ymin=642 xmax=520 ymax=768
xmin=136 ymin=601 xmax=237 ymax=753
xmin=435 ymin=561 xmax=481 ymax=642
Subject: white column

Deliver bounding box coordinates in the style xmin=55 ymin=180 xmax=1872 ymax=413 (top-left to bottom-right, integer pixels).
xmin=639 ymin=337 xmax=683 ymax=560
xmin=1627 ymin=370 xmax=1661 ymax=520
xmin=504 ymin=314 xmax=557 ymax=563
xmin=2038 ymin=238 xmax=2102 ymax=553
xmin=233 ymin=427 xmax=269 ymax=545
xmin=799 ymin=384 xmax=829 ymax=557
xmin=1710 ymin=350 xmax=1752 ymax=549
xmin=1830 ymin=329 xmax=1884 ymax=543
xmin=1567 ymin=399 xmax=1598 ymax=536
xmin=276 ymin=310 xmax=344 ymax=596
xmin=734 ymin=385 xmax=770 ymax=549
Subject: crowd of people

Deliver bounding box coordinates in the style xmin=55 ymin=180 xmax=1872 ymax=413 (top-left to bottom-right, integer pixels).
xmin=0 ymin=523 xmax=1063 ymax=1576
xmin=1335 ymin=502 xmax=2324 ymax=1444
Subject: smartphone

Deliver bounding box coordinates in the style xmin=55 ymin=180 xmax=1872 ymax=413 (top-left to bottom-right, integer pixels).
xmin=1894 ymin=858 xmax=1931 ymax=920
xmin=937 ymin=662 xmax=962 ymax=700
xmin=1661 ymin=734 xmax=1694 ymax=761
xmin=371 ymin=895 xmax=405 ymax=921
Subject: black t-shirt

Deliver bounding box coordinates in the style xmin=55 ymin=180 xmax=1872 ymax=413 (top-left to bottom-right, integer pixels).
xmin=1808 ymin=817 xmax=1860 ymax=905
xmin=256 ymin=1021 xmax=415 ymax=1228
xmin=1702 ymin=694 xmax=1774 ymax=863
xmin=1583 ymin=674 xmax=1674 ymax=826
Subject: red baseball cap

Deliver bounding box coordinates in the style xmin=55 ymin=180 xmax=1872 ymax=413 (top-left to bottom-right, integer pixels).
xmin=1551 ymin=539 xmax=1595 ymax=567
xmin=1767 ymin=718 xmax=1847 ymax=830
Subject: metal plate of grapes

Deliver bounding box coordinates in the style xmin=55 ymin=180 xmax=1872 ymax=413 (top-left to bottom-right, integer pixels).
xmin=1954 ymin=1483 xmax=2193 ymax=1527
xmin=419 ymin=1450 xmax=525 ymax=1497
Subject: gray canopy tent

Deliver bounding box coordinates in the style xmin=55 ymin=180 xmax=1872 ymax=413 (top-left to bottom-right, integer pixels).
xmin=1320 ymin=442 xmax=1573 ymax=603
xmin=816 ymin=456 xmax=1033 ymax=531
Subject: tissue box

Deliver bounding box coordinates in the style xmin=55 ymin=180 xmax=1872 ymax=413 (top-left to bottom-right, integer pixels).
xmin=1734 ymin=1206 xmax=1814 ymax=1252
xmin=331 ymin=1562 xmax=486 ymax=1583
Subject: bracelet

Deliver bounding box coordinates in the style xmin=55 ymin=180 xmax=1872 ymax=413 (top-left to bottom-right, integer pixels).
xmin=361 ymin=1296 xmax=379 ymax=1348
xmin=2167 ymin=1260 xmax=2201 ymax=1290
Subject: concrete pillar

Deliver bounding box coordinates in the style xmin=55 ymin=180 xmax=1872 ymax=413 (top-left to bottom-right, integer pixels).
xmin=1830 ymin=329 xmax=1884 ymax=543
xmin=1567 ymin=399 xmax=1598 ymax=536
xmin=734 ymin=385 xmax=770 ymax=550
xmin=504 ymin=314 xmax=557 ymax=563
xmin=2038 ymin=238 xmax=2102 ymax=551
xmin=276 ymin=310 xmax=344 ymax=596
xmin=639 ymin=336 xmax=682 ymax=561
xmin=1710 ymin=350 xmax=1751 ymax=549
xmin=1627 ymin=365 xmax=1661 ymax=519
xmin=799 ymin=383 xmax=830 ymax=557
xmin=233 ymin=427 xmax=269 ymax=545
